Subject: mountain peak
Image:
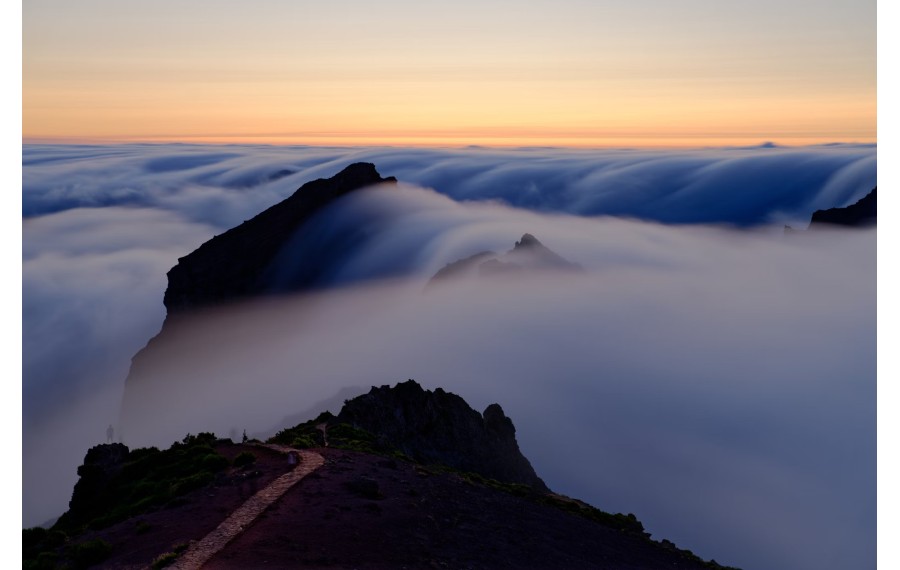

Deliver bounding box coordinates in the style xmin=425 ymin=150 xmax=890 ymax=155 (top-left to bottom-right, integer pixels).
xmin=335 ymin=380 xmax=549 ymax=491
xmin=164 ymin=162 xmax=396 ymax=314
xmin=429 ymin=233 xmax=582 ymax=285
xmin=513 ymin=233 xmax=541 ymax=250
xmin=809 ymin=187 xmax=876 ymax=228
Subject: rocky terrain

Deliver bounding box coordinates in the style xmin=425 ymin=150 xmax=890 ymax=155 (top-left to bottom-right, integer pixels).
xmin=809 ymin=187 xmax=876 ymax=228
xmin=163 ymin=162 xmax=397 ymax=314
xmin=77 ymin=164 xmax=751 ymax=568
xmin=786 ymin=187 xmax=876 ymax=233
xmin=25 ymin=382 xmax=737 ymax=569
xmin=335 ymin=380 xmax=547 ymax=490
xmin=429 ymin=233 xmax=582 ymax=284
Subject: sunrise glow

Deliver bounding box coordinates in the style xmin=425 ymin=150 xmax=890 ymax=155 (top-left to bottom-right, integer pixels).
xmin=23 ymin=0 xmax=875 ymax=147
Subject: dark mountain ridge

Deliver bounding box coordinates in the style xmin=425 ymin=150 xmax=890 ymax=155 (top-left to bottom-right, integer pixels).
xmin=785 ymin=187 xmax=877 ymax=233
xmin=164 ymin=162 xmax=397 ymax=314
xmin=809 ymin=187 xmax=876 ymax=227
xmin=29 ymin=381 xmax=737 ymax=569
xmin=429 ymin=232 xmax=582 ymax=284
xmin=342 ymin=380 xmax=548 ymax=490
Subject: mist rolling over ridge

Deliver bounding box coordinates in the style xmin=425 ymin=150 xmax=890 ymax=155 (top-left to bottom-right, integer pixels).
xmin=22 ymin=144 xmax=875 ymax=570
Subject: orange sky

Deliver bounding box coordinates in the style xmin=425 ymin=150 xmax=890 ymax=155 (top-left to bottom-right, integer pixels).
xmin=22 ymin=0 xmax=876 ymax=147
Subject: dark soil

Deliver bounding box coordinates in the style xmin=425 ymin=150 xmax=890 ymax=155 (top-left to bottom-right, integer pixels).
xmin=73 ymin=442 xmax=294 ymax=569
xmin=206 ymin=448 xmax=720 ymax=570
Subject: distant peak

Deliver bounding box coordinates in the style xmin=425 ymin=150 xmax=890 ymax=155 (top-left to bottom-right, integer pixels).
xmin=429 ymin=233 xmax=582 ymax=285
xmin=513 ymin=233 xmax=542 ymax=250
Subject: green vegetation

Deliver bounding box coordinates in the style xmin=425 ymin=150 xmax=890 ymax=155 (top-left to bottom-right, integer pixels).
xmin=232 ymin=451 xmax=257 ymax=467
xmin=52 ymin=432 xmax=230 ymax=534
xmin=269 ymin=412 xmax=333 ymax=448
xmin=23 ymin=527 xmax=67 ymax=569
xmin=150 ymin=551 xmax=178 ymax=569
xmin=24 ymin=433 xmax=233 ymax=568
xmin=150 ymin=542 xmax=189 ymax=569
xmin=70 ymin=539 xmax=113 ymax=569
xmin=66 ymin=433 xmax=230 ymax=530
xmin=269 ymin=413 xmax=410 ymax=461
xmin=22 ymin=432 xmax=233 ymax=569
xmin=23 ymin=533 xmax=112 ymax=570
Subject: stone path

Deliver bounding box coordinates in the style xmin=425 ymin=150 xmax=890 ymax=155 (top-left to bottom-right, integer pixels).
xmin=164 ymin=446 xmax=325 ymax=570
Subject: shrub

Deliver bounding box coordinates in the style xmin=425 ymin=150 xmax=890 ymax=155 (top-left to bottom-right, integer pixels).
xmin=70 ymin=538 xmax=112 ymax=568
xmin=150 ymin=542 xmax=189 ymax=568
xmin=232 ymin=451 xmax=256 ymax=467
xmin=171 ymin=472 xmax=214 ymax=495
xmin=24 ymin=551 xmax=59 ymax=570
xmin=23 ymin=527 xmax=67 ymax=559
xmin=23 ymin=527 xmax=69 ymax=569
xmin=290 ymin=434 xmax=318 ymax=448
xmin=151 ymin=551 xmax=179 ymax=569
xmin=201 ymin=453 xmax=229 ymax=472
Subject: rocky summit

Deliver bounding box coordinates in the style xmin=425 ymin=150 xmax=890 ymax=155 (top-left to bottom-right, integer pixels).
xmin=30 ymin=383 xmax=738 ymax=569
xmin=336 ymin=380 xmax=548 ymax=491
xmin=809 ymin=187 xmax=876 ymax=228
xmin=164 ymin=162 xmax=396 ymax=314
xmin=429 ymin=232 xmax=582 ymax=284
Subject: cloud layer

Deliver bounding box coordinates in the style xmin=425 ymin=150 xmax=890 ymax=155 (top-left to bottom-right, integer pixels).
xmin=24 ymin=143 xmax=876 ymax=227
xmin=22 ymin=144 xmax=875 ymax=570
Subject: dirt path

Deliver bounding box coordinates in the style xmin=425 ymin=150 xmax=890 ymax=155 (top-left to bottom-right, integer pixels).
xmin=164 ymin=447 xmax=324 ymax=570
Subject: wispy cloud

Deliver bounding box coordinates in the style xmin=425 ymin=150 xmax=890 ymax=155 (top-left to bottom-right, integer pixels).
xmin=22 ymin=144 xmax=875 ymax=570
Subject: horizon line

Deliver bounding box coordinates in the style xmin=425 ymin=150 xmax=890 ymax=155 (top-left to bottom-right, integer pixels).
xmin=21 ymin=134 xmax=878 ymax=151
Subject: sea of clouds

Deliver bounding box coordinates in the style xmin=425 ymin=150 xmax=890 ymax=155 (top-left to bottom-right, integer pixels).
xmin=23 ymin=143 xmax=876 ymax=570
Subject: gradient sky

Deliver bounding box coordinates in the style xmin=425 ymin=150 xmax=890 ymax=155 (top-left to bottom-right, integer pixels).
xmin=23 ymin=0 xmax=876 ymax=147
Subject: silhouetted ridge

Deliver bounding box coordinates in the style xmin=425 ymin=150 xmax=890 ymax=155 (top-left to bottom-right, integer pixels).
xmin=164 ymin=162 xmax=396 ymax=313
xmin=429 ymin=233 xmax=581 ymax=284
xmin=336 ymin=380 xmax=549 ymax=491
xmin=810 ymin=187 xmax=876 ymax=228
xmin=39 ymin=408 xmax=737 ymax=570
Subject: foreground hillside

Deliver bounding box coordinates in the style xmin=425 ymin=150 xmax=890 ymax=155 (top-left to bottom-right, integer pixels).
xmin=25 ymin=382 xmax=737 ymax=569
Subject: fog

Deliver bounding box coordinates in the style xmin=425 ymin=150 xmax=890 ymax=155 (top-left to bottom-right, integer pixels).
xmin=22 ymin=144 xmax=875 ymax=570
xmin=24 ymin=143 xmax=875 ymax=226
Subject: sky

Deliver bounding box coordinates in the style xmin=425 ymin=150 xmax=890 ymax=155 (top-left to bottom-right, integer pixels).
xmin=22 ymin=0 xmax=876 ymax=146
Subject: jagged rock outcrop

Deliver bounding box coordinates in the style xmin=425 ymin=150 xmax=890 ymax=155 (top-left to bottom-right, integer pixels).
xmin=121 ymin=164 xmax=396 ymax=439
xmin=809 ymin=187 xmax=876 ymax=228
xmin=336 ymin=380 xmax=549 ymax=491
xmin=429 ymin=233 xmax=582 ymax=285
xmin=164 ymin=162 xmax=396 ymax=314
xmin=37 ymin=425 xmax=736 ymax=570
xmin=54 ymin=444 xmax=129 ymax=529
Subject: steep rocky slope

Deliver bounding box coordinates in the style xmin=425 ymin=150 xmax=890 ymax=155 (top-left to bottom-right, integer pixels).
xmin=809 ymin=187 xmax=876 ymax=228
xmin=164 ymin=162 xmax=396 ymax=314
xmin=429 ymin=233 xmax=582 ymax=284
xmin=340 ymin=380 xmax=547 ymax=490
xmin=28 ymin=382 xmax=737 ymax=570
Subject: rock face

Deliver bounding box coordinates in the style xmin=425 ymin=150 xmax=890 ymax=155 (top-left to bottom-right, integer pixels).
xmin=55 ymin=444 xmax=129 ymax=529
xmin=121 ymin=164 xmax=395 ymax=439
xmin=429 ymin=233 xmax=582 ymax=284
xmin=337 ymin=380 xmax=549 ymax=491
xmin=809 ymin=187 xmax=876 ymax=228
xmin=164 ymin=162 xmax=396 ymax=314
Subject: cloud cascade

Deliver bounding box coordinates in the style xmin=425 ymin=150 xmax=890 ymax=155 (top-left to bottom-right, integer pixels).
xmin=24 ymin=143 xmax=876 ymax=227
xmin=22 ymin=144 xmax=875 ymax=570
